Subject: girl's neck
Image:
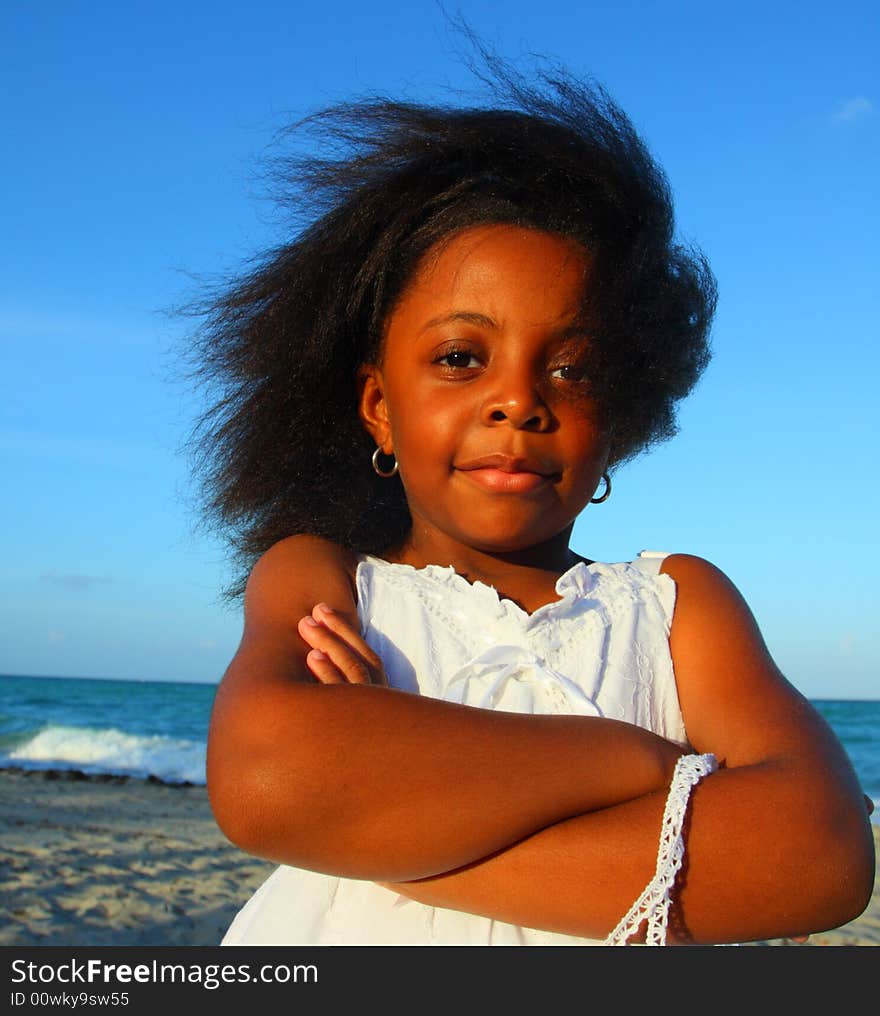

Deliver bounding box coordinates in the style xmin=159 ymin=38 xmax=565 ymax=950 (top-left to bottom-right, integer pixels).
xmin=380 ymin=528 xmax=588 ymax=614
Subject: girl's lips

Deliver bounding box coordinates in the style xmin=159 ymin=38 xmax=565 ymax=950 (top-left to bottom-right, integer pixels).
xmin=455 ymin=454 xmax=558 ymax=493
xmin=457 ymin=466 xmax=553 ymax=493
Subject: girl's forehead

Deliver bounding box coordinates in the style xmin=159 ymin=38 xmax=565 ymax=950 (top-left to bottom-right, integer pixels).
xmin=395 ymin=224 xmax=593 ymax=320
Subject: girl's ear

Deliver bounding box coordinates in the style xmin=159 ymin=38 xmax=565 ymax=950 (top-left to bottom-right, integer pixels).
xmin=357 ymin=365 xmax=392 ymax=452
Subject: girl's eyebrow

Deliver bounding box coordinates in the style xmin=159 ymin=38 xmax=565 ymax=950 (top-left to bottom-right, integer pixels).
xmin=419 ymin=312 xmax=588 ymax=336
xmin=556 ymin=323 xmax=592 ymax=341
xmin=420 ymin=311 xmax=497 ymax=333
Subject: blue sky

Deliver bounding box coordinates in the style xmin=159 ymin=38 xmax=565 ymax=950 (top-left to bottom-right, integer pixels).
xmin=1 ymin=1 xmax=877 ymax=698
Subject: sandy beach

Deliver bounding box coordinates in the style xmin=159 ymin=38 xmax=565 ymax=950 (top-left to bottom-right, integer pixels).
xmin=2 ymin=767 xmax=877 ymax=948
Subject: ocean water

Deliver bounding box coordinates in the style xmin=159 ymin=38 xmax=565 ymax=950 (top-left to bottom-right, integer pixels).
xmin=0 ymin=674 xmax=878 ymax=821
xmin=0 ymin=674 xmax=213 ymax=786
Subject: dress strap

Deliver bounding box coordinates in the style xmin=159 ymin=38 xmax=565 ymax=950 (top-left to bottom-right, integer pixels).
xmin=603 ymin=752 xmax=718 ymax=946
xmin=627 ymin=550 xmax=670 ymax=576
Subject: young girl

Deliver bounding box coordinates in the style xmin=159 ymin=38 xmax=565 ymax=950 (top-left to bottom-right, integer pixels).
xmin=195 ymin=56 xmax=874 ymax=946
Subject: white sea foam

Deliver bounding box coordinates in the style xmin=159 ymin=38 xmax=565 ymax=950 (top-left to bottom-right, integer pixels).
xmin=4 ymin=724 xmax=206 ymax=784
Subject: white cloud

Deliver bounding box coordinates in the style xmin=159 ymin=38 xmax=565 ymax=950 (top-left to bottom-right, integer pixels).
xmin=40 ymin=571 xmax=115 ymax=590
xmin=831 ymin=96 xmax=876 ymax=124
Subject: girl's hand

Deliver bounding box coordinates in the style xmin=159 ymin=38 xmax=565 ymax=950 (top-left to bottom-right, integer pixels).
xmin=297 ymin=603 xmax=388 ymax=686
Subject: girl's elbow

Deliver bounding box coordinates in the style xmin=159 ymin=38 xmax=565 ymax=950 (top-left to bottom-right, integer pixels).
xmin=208 ymin=769 xmax=273 ymax=856
xmin=809 ymin=803 xmax=876 ymax=931
xmin=833 ymin=830 xmax=875 ymax=928
xmin=207 ymin=759 xmax=312 ymax=862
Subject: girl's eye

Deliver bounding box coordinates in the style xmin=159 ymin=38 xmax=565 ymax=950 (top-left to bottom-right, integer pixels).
xmin=550 ymin=364 xmax=589 ymax=382
xmin=436 ymin=349 xmax=480 ymax=369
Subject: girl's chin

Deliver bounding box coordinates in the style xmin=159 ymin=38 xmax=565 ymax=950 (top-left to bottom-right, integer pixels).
xmin=449 ymin=527 xmax=575 ymax=559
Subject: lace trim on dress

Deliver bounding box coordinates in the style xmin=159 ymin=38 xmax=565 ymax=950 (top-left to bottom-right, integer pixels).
xmin=358 ymin=554 xmax=593 ymax=627
xmin=604 ymin=752 xmax=718 ymax=946
xmin=357 ymin=555 xmax=675 ymax=635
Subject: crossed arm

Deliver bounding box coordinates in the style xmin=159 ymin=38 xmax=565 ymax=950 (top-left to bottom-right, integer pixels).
xmin=207 ymin=536 xmax=875 ymax=943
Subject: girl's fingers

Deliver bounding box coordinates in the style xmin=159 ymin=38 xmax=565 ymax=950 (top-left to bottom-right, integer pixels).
xmin=305 ymin=648 xmax=348 ymax=685
xmin=310 ymin=604 xmax=387 ymax=686
xmin=311 ymin=603 xmax=384 ymax=672
xmin=297 ymin=614 xmax=383 ymax=685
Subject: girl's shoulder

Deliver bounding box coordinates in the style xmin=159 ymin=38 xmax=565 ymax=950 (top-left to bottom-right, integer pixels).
xmin=656 ymin=552 xmax=738 ymax=597
xmin=655 ymin=553 xmax=749 ymax=624
xmin=632 ymin=552 xmax=757 ymax=646
xmin=253 ymin=533 xmax=359 ymax=574
xmin=244 ymin=535 xmax=361 ymax=629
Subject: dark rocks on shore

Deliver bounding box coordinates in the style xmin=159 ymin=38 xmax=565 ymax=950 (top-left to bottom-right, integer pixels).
xmin=0 ymin=765 xmax=194 ymax=788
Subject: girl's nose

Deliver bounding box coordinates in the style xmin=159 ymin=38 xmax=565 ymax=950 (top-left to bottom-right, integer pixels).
xmin=480 ymin=378 xmax=553 ymax=431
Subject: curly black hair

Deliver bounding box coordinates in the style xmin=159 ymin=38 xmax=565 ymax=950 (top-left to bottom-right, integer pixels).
xmin=184 ymin=50 xmax=716 ymax=598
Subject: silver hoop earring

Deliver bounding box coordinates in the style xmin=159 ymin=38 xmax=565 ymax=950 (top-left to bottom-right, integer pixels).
xmin=371 ymin=446 xmax=399 ymax=478
xmin=590 ymin=473 xmax=611 ymax=504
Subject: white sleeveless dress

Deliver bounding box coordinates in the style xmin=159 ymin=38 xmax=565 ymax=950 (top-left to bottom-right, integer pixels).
xmin=221 ymin=551 xmax=690 ymax=946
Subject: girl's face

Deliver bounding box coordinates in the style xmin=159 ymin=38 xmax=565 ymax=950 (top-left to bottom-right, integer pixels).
xmin=359 ymin=224 xmax=611 ymax=563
